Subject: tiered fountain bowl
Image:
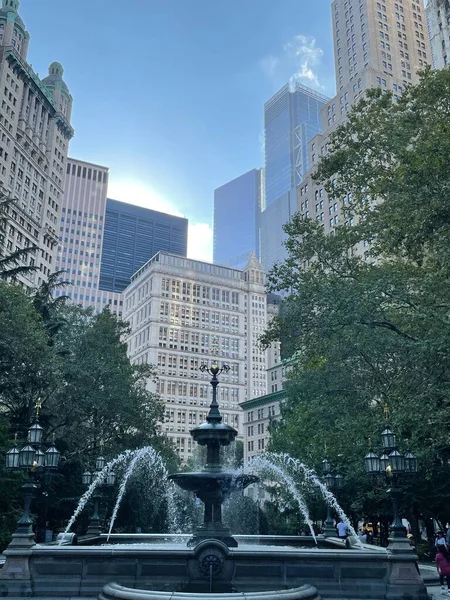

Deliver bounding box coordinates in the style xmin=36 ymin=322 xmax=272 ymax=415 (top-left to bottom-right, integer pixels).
xmin=170 ymin=365 xmax=258 ymax=547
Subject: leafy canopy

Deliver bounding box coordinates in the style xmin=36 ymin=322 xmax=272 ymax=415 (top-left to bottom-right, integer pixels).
xmin=262 ymin=68 xmax=450 ymax=527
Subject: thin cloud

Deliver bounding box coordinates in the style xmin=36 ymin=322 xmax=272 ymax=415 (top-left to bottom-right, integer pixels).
xmin=260 ymin=34 xmax=325 ymax=91
xmin=259 ymin=55 xmax=280 ymax=78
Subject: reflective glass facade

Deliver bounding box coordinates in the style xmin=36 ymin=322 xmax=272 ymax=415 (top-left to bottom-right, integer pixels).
xmin=99 ymin=199 xmax=188 ymax=293
xmin=213 ymin=169 xmax=263 ymax=269
xmin=264 ymin=83 xmax=328 ymax=207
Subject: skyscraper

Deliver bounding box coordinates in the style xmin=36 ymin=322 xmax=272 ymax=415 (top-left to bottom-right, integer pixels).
xmin=99 ymin=199 xmax=188 ymax=293
xmin=295 ymin=0 xmax=431 ymax=236
xmin=0 ymin=0 xmax=74 ymax=288
xmin=260 ymin=83 xmax=328 ymax=272
xmin=264 ymin=83 xmax=328 ymax=208
xmin=55 ymin=160 xmax=189 ymax=316
xmin=213 ymin=168 xmax=263 ymax=269
xmin=124 ymin=251 xmax=268 ymax=462
xmin=54 ymin=158 xmax=123 ymax=314
xmin=426 ymin=0 xmax=450 ymax=69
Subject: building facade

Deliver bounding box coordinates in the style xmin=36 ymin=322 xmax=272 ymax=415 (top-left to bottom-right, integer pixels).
xmin=213 ymin=168 xmax=263 ymax=269
xmin=0 ymin=0 xmax=73 ymax=288
xmin=123 ymin=251 xmax=268 ymax=462
xmin=426 ymin=0 xmax=450 ymax=69
xmin=241 ymin=390 xmax=284 ymax=464
xmin=99 ymin=199 xmax=188 ymax=293
xmin=264 ymin=83 xmax=328 ymax=208
xmin=260 ymin=83 xmax=328 ymax=272
xmin=54 ymin=158 xmax=124 ymax=314
xmin=296 ymin=0 xmax=431 ymax=237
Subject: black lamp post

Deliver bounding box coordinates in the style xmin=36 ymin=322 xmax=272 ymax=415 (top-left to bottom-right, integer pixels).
xmin=322 ymin=456 xmax=344 ymax=538
xmin=82 ymin=452 xmax=116 ymax=536
xmin=4 ymin=403 xmax=61 ymax=549
xmin=364 ymin=425 xmax=417 ymax=553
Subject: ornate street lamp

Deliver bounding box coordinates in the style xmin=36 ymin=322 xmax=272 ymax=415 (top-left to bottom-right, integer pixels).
xmin=82 ymin=470 xmax=93 ymax=486
xmin=364 ymin=418 xmax=418 ymax=553
xmin=83 ymin=446 xmax=116 ymax=537
xmin=4 ymin=401 xmax=61 ymax=549
xmin=322 ymin=456 xmax=344 ymax=538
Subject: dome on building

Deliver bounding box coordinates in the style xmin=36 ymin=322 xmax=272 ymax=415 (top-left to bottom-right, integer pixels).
xmin=0 ymin=0 xmax=26 ymax=32
xmin=42 ymin=62 xmax=70 ymax=96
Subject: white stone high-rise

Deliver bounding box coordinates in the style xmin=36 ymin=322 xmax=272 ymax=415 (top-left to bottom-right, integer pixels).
xmin=0 ymin=0 xmax=74 ymax=287
xmin=123 ymin=251 xmax=268 ymax=462
xmin=426 ymin=0 xmax=450 ymax=69
xmin=296 ymin=0 xmax=431 ymax=233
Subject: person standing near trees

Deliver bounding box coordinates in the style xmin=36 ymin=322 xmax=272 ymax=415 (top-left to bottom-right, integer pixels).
xmin=337 ymin=520 xmax=348 ymax=539
xmin=436 ymin=545 xmax=450 ymax=595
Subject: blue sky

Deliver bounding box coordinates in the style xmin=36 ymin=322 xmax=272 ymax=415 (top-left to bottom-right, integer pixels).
xmin=20 ymin=0 xmax=336 ymax=260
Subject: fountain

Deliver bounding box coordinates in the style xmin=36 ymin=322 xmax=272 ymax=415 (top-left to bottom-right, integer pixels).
xmin=0 ymin=360 xmax=428 ymax=600
xmin=169 ymin=361 xmax=258 ymax=548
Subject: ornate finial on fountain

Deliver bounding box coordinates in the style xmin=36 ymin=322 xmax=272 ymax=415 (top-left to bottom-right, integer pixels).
xmin=200 ymin=359 xmax=230 ymax=424
xmin=35 ymin=398 xmax=42 ymax=419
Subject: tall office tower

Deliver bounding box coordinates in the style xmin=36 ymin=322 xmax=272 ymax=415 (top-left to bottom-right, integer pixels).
xmin=213 ymin=168 xmax=263 ymax=269
xmin=260 ymin=83 xmax=328 ymax=272
xmin=124 ymin=251 xmax=268 ymax=462
xmin=0 ymin=0 xmax=74 ymax=288
xmin=54 ymin=158 xmax=123 ymax=315
xmin=426 ymin=0 xmax=450 ymax=68
xmin=99 ymin=199 xmax=188 ymax=293
xmin=296 ymin=0 xmax=431 ymax=236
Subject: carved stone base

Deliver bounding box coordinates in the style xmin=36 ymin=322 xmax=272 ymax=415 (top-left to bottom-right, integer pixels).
xmin=188 ymin=524 xmax=238 ymax=547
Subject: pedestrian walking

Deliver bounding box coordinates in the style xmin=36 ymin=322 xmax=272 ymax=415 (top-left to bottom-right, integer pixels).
xmin=436 ymin=544 xmax=450 ymax=595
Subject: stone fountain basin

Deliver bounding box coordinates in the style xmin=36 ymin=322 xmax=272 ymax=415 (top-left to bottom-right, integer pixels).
xmin=99 ymin=581 xmax=321 ymax=600
xmin=168 ymin=472 xmax=259 ymax=496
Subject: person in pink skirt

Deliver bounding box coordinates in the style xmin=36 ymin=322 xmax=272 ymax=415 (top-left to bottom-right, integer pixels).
xmin=436 ymin=544 xmax=450 ymax=595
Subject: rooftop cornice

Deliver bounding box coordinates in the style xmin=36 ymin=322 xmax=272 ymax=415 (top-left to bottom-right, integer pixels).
xmin=4 ymin=48 xmax=74 ymax=138
xmin=240 ymin=389 xmax=286 ymax=409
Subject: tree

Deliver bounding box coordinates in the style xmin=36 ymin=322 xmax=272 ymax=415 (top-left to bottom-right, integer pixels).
xmin=0 ymin=195 xmax=37 ymax=281
xmin=0 ymin=280 xmax=55 ymax=430
xmin=46 ymin=306 xmax=168 ymax=459
xmin=262 ymin=69 xmax=450 ymax=531
xmin=0 ymin=282 xmax=179 ymax=544
xmin=32 ymin=271 xmax=71 ymax=341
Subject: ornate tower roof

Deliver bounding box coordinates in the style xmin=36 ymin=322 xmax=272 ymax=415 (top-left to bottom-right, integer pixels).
xmin=243 ymin=252 xmax=265 ymax=284
xmin=0 ymin=0 xmax=27 ymax=33
xmin=42 ymin=62 xmax=70 ymax=96
xmin=244 ymin=252 xmax=263 ymax=272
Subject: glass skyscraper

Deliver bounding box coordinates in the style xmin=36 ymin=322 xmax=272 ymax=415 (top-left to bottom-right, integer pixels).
xmin=99 ymin=199 xmax=188 ymax=293
xmin=213 ymin=169 xmax=263 ymax=269
xmin=264 ymin=82 xmax=328 ymax=207
xmin=260 ymin=82 xmax=328 ymax=272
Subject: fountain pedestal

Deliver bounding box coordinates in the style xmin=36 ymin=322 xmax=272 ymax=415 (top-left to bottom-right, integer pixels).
xmin=169 ymin=362 xmax=258 ymax=548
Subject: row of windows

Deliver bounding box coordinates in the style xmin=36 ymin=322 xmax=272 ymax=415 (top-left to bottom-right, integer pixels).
xmin=161 ymin=278 xmax=240 ymax=306
xmin=247 ymin=406 xmax=277 ymax=421
xmin=247 ymin=439 xmax=265 ymax=452
xmin=66 ymin=162 xmax=108 ymax=183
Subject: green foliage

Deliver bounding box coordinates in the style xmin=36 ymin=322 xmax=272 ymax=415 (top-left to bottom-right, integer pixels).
xmin=0 ymin=195 xmax=37 ymax=281
xmin=263 ymin=69 xmax=450 ymax=530
xmin=0 ymin=279 xmax=178 ymax=548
